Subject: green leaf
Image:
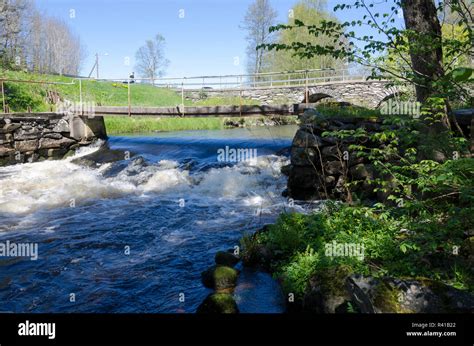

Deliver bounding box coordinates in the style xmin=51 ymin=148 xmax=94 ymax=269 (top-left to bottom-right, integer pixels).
xmin=451 ymin=67 xmax=473 ymax=83
xmin=400 ymin=243 xmax=407 ymax=253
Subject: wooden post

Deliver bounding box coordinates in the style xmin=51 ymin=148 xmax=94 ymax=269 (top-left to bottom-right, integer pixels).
xmin=79 ymin=79 xmax=83 ymax=115
xmin=128 ymin=78 xmax=131 ymax=117
xmin=1 ymin=81 xmax=5 ymax=113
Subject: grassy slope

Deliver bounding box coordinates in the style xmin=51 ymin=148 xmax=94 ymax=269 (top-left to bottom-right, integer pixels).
xmin=1 ymin=69 xmax=261 ymax=109
xmin=0 ymin=70 xmax=262 ymax=132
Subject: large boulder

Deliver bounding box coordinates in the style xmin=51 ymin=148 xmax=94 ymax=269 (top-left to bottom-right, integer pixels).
xmin=301 ymin=269 xmax=474 ymax=313
xmin=347 ymin=275 xmax=474 ymax=313
xmin=196 ymin=293 xmax=239 ymax=313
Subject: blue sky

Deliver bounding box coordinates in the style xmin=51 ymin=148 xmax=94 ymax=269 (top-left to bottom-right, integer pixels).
xmin=36 ymin=0 xmax=402 ymax=79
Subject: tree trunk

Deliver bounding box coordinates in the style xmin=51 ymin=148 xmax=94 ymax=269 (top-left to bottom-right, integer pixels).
xmin=401 ymin=0 xmax=444 ymax=103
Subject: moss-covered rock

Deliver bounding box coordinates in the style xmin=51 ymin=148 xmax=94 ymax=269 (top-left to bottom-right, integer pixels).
xmin=196 ymin=293 xmax=239 ymax=314
xmin=302 ymin=265 xmax=353 ymax=313
xmin=348 ymin=275 xmax=474 ymax=313
xmin=201 ymin=265 xmax=239 ymax=291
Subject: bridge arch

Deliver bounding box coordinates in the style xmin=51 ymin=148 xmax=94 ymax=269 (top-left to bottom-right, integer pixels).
xmin=376 ymin=91 xmax=407 ymax=109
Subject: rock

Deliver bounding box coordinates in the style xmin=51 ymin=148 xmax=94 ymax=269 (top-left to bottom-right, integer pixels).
xmin=215 ymin=251 xmax=240 ymax=267
xmin=299 ymin=108 xmax=320 ymax=124
xmin=292 ymin=129 xmax=323 ymax=148
xmin=241 ymin=243 xmax=274 ymax=270
xmin=290 ymin=146 xmax=320 ymax=166
xmin=321 ymin=145 xmax=341 ymax=159
xmin=196 ymin=293 xmax=239 ymax=313
xmin=38 ymin=137 xmax=76 ymax=149
xmin=280 ymin=164 xmax=291 ymax=176
xmin=347 ymin=275 xmax=474 ymax=313
xmin=287 ymin=166 xmax=320 ymax=200
xmin=43 ymin=132 xmax=63 ymax=140
xmin=0 ymin=133 xmax=13 ymax=144
xmin=14 ymin=139 xmax=38 ymax=152
xmin=302 ymin=265 xmax=353 ymax=313
xmin=0 ymin=146 xmax=15 ymax=157
xmin=38 ymin=148 xmax=68 ymax=158
xmin=301 ymin=269 xmax=474 ymax=314
xmin=52 ymin=119 xmax=70 ymax=133
xmin=324 ymin=175 xmax=336 ymax=186
xmin=13 ymin=128 xmax=40 ymax=140
xmin=0 ymin=123 xmax=21 ymax=133
xmin=324 ymin=161 xmax=344 ymax=175
xmin=349 ymin=163 xmax=375 ymax=180
xmin=201 ymin=266 xmax=239 ymax=291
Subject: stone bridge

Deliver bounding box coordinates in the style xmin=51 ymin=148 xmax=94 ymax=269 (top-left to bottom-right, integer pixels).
xmin=185 ymin=80 xmax=402 ymax=109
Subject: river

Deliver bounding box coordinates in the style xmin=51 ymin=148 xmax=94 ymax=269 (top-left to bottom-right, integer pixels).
xmin=0 ymin=125 xmax=303 ymax=313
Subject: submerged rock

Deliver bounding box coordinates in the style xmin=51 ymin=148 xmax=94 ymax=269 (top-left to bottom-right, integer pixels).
xmin=215 ymin=251 xmax=240 ymax=267
xmin=196 ymin=293 xmax=239 ymax=313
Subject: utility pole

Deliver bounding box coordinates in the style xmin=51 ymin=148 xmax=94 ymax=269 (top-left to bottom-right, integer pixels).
xmin=88 ymin=53 xmax=107 ymax=79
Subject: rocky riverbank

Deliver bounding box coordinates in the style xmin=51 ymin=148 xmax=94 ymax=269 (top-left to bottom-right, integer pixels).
xmin=236 ymin=108 xmax=474 ymax=314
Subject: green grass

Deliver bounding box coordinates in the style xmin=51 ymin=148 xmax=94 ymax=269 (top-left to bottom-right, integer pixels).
xmin=104 ymin=116 xmax=226 ymax=134
xmin=0 ymin=69 xmax=264 ymax=112
xmin=0 ymin=69 xmax=189 ymax=111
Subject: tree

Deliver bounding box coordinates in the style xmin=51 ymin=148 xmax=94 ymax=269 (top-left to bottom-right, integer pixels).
xmin=259 ymin=0 xmax=473 ymax=129
xmin=241 ymin=0 xmax=278 ymax=75
xmin=400 ymin=0 xmax=444 ymax=103
xmin=267 ymin=0 xmax=345 ymax=72
xmin=135 ymin=34 xmax=169 ymax=84
xmin=0 ymin=0 xmax=85 ymax=75
xmin=0 ymin=0 xmax=31 ymax=68
xmin=26 ymin=13 xmax=85 ymax=75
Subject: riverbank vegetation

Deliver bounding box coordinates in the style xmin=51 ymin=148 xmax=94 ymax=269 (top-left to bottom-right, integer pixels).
xmin=240 ymin=0 xmax=473 ymax=313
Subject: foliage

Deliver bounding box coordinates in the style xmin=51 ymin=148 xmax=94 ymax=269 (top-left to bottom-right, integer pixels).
xmin=247 ymin=114 xmax=473 ymax=299
xmin=241 ymin=0 xmax=278 ymax=74
xmin=259 ymin=0 xmax=473 ymax=116
xmin=315 ymin=102 xmax=380 ymax=118
xmin=280 ymin=246 xmax=319 ymax=296
xmin=135 ymin=34 xmax=169 ymax=83
xmin=2 ymin=82 xmax=44 ymax=112
xmin=265 ymin=0 xmax=345 ymax=72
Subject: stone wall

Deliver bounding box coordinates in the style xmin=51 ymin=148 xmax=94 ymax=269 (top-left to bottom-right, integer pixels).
xmin=0 ymin=113 xmax=107 ymax=166
xmin=284 ymin=109 xmax=473 ymax=201
xmin=284 ymin=110 xmax=386 ymax=201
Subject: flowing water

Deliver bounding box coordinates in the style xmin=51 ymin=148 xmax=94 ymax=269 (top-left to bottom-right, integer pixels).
xmin=0 ymin=125 xmax=304 ymax=313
